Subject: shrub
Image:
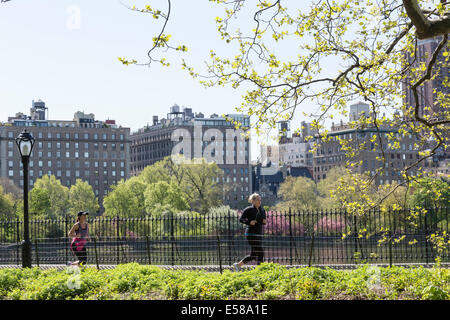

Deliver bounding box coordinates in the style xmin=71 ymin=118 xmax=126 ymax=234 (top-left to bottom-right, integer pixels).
xmin=0 ymin=263 xmax=448 ymax=300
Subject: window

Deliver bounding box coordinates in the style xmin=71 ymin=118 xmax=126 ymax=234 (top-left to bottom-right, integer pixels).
xmin=8 ymin=132 xmax=14 ymax=138
xmin=8 ymin=170 xmax=14 ymax=177
xmin=84 ymin=133 xmax=89 ymax=139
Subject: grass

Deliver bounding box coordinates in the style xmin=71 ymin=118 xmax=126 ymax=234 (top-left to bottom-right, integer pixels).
xmin=0 ymin=262 xmax=448 ymax=300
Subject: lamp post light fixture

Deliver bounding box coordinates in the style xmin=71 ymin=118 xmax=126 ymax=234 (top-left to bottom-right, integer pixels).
xmin=15 ymin=129 xmax=35 ymax=268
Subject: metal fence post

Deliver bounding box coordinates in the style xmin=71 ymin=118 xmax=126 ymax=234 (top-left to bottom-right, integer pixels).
xmin=217 ymin=235 xmax=223 ymax=274
xmin=65 ymin=216 xmax=68 ymax=263
xmin=93 ymin=237 xmax=99 ymax=270
xmin=16 ymin=220 xmax=20 ymax=266
xmin=228 ymin=209 xmax=232 ymax=266
xmin=388 ymin=208 xmax=393 ymax=267
xmin=34 ymin=239 xmax=39 ymax=267
xmin=308 ymin=210 xmax=314 ymax=267
xmin=289 ymin=207 xmax=293 ymax=265
xmin=146 ymin=235 xmax=151 ymax=265
xmin=353 ymin=214 xmax=358 ymax=265
xmin=170 ymin=212 xmax=175 ymax=266
xmin=424 ymin=210 xmax=429 ymax=265
xmin=116 ymin=216 xmax=120 ymax=265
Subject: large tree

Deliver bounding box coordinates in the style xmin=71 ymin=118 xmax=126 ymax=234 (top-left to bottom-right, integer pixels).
xmin=0 ymin=185 xmax=16 ymax=220
xmin=68 ymin=179 xmax=100 ymax=217
xmin=31 ymin=175 xmax=70 ymax=218
xmin=103 ymin=156 xmax=224 ymax=216
xmin=119 ymin=0 xmax=448 ymax=208
xmin=277 ymin=175 xmax=320 ymax=211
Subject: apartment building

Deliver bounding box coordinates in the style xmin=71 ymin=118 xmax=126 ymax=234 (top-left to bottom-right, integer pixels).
xmin=130 ymin=105 xmax=252 ymax=209
xmin=312 ymin=103 xmax=421 ymax=185
xmin=0 ymin=100 xmax=131 ymax=211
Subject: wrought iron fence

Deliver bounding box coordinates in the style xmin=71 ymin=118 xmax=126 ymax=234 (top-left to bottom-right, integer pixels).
xmin=0 ymin=207 xmax=448 ymax=267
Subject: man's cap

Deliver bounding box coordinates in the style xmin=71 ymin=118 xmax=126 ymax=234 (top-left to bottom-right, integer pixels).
xmin=77 ymin=211 xmax=89 ymax=217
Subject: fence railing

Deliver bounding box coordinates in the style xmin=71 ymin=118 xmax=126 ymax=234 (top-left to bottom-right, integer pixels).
xmin=0 ymin=207 xmax=448 ymax=267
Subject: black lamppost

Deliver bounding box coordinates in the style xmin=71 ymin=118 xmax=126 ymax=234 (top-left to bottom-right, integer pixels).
xmin=16 ymin=129 xmax=35 ymax=268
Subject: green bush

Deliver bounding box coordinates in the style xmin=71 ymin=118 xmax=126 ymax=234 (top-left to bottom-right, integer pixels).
xmin=0 ymin=263 xmax=448 ymax=300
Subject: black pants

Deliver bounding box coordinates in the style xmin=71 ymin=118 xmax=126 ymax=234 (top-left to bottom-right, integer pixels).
xmin=242 ymin=234 xmax=264 ymax=265
xmin=71 ymin=244 xmax=87 ymax=264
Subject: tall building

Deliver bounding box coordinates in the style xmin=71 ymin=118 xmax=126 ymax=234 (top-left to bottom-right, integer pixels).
xmin=349 ymin=102 xmax=370 ymax=122
xmin=279 ymin=132 xmax=315 ymax=168
xmin=0 ymin=100 xmax=131 ymax=212
xmin=312 ymin=104 xmax=421 ymax=185
xmin=402 ymin=35 xmax=449 ymax=119
xmin=130 ymin=105 xmax=252 ymax=209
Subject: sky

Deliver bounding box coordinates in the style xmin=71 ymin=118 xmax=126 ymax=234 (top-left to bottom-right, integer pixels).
xmin=0 ymin=0 xmax=348 ymax=161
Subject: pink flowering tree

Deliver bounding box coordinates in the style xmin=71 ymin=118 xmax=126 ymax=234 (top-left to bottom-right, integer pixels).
xmin=314 ymin=216 xmax=347 ymax=235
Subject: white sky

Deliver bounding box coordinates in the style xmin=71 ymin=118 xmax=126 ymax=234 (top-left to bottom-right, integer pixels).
xmin=0 ymin=0 xmax=350 ymax=161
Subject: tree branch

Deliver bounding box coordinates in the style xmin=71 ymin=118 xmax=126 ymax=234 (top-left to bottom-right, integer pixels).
xmin=402 ymin=0 xmax=450 ymax=39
